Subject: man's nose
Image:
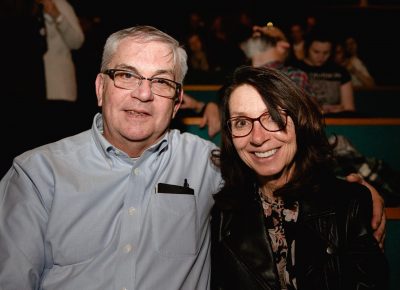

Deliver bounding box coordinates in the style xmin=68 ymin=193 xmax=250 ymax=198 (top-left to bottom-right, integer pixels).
xmin=131 ymin=79 xmax=154 ymax=101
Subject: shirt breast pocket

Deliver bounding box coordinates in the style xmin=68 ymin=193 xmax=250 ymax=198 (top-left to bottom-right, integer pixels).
xmin=151 ymin=190 xmax=198 ymax=257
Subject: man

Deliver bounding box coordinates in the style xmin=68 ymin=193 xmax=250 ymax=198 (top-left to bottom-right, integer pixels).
xmin=0 ymin=25 xmax=385 ymax=290
xmin=0 ymin=25 xmax=220 ymax=290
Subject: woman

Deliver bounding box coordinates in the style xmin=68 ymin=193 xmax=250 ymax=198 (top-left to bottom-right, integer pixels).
xmin=211 ymin=66 xmax=388 ymax=289
xmin=298 ymin=30 xmax=355 ymax=114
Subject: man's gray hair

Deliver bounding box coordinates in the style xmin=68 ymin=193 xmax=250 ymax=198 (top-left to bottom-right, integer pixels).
xmin=100 ymin=25 xmax=188 ymax=83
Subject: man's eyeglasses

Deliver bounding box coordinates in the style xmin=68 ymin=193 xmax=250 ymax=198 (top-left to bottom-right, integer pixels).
xmin=227 ymin=110 xmax=288 ymax=137
xmin=103 ymin=69 xmax=182 ymax=99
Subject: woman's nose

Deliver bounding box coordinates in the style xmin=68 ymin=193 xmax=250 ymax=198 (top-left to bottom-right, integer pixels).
xmin=250 ymin=121 xmax=270 ymax=145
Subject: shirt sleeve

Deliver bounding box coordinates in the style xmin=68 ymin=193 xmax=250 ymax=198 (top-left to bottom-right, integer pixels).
xmin=0 ymin=165 xmax=50 ymax=289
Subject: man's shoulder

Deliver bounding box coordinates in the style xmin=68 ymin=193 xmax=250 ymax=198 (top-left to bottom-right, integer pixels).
xmin=15 ymin=130 xmax=92 ymax=164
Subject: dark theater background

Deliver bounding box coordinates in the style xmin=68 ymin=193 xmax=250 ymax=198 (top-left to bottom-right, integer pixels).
xmin=0 ymin=2 xmax=400 ymax=290
xmin=69 ymin=0 xmax=400 ymax=86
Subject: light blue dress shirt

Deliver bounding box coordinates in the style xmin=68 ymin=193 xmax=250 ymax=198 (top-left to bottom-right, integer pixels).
xmin=0 ymin=113 xmax=222 ymax=290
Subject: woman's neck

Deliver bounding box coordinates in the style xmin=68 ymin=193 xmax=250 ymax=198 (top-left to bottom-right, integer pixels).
xmin=258 ymin=163 xmax=295 ymax=199
xmin=258 ymin=184 xmax=276 ymax=200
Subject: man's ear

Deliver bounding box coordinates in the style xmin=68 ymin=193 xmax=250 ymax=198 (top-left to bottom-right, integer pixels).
xmin=95 ymin=73 xmax=105 ymax=107
xmin=172 ymin=90 xmax=183 ymax=119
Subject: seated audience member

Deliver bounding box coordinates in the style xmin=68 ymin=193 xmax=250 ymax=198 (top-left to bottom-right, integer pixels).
xmin=211 ymin=65 xmax=389 ymax=290
xmin=334 ymin=42 xmax=348 ymax=67
xmin=344 ymin=36 xmax=375 ymax=88
xmin=288 ymin=22 xmax=306 ymax=63
xmin=182 ymin=26 xmax=233 ymax=85
xmin=298 ymin=29 xmax=355 ymax=114
xmin=0 ymin=25 xmax=222 ymax=290
xmin=187 ymin=33 xmax=210 ymax=71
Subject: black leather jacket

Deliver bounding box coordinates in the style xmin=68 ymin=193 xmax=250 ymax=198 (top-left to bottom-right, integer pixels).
xmin=211 ymin=178 xmax=389 ymax=290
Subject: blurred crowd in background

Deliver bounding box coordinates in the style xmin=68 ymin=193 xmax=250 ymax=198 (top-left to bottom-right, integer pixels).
xmin=69 ymin=0 xmax=400 ymax=86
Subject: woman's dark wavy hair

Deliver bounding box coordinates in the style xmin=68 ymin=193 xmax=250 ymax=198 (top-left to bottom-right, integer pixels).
xmin=213 ymin=65 xmax=335 ymax=200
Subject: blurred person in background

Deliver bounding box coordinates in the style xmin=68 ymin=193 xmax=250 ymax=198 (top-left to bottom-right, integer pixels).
xmin=288 ymin=22 xmax=306 ymax=64
xmin=298 ymin=29 xmax=355 ymax=115
xmin=344 ymin=36 xmax=375 ymax=88
xmin=181 ymin=22 xmax=314 ymax=138
xmin=37 ymin=0 xmax=84 ymax=102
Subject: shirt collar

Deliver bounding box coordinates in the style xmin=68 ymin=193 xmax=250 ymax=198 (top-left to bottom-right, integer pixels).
xmin=91 ymin=113 xmax=169 ymax=166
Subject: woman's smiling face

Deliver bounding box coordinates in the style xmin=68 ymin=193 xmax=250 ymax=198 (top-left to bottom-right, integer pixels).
xmin=229 ymin=84 xmax=297 ymax=186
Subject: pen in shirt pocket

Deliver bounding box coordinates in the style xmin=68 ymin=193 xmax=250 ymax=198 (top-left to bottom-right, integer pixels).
xmin=157 ymin=180 xmax=194 ymax=195
xmin=184 ymin=178 xmax=189 ymax=188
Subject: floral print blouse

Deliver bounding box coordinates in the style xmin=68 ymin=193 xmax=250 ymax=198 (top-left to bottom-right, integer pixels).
xmin=260 ymin=193 xmax=299 ymax=290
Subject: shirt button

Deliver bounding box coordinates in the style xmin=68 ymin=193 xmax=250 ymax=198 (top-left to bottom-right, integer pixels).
xmin=134 ymin=168 xmax=140 ymax=175
xmin=128 ymin=207 xmax=136 ymax=215
xmin=123 ymin=244 xmax=132 ymax=253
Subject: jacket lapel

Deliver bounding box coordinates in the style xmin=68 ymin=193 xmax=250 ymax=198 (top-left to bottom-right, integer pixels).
xmin=219 ymin=196 xmax=280 ymax=288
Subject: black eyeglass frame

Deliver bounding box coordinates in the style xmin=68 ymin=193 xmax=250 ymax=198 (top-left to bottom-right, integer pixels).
xmin=103 ymin=69 xmax=182 ymax=99
xmin=227 ymin=109 xmax=289 ymax=138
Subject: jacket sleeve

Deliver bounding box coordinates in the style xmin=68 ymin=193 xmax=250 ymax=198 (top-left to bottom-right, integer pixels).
xmin=343 ymin=184 xmax=389 ymax=290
